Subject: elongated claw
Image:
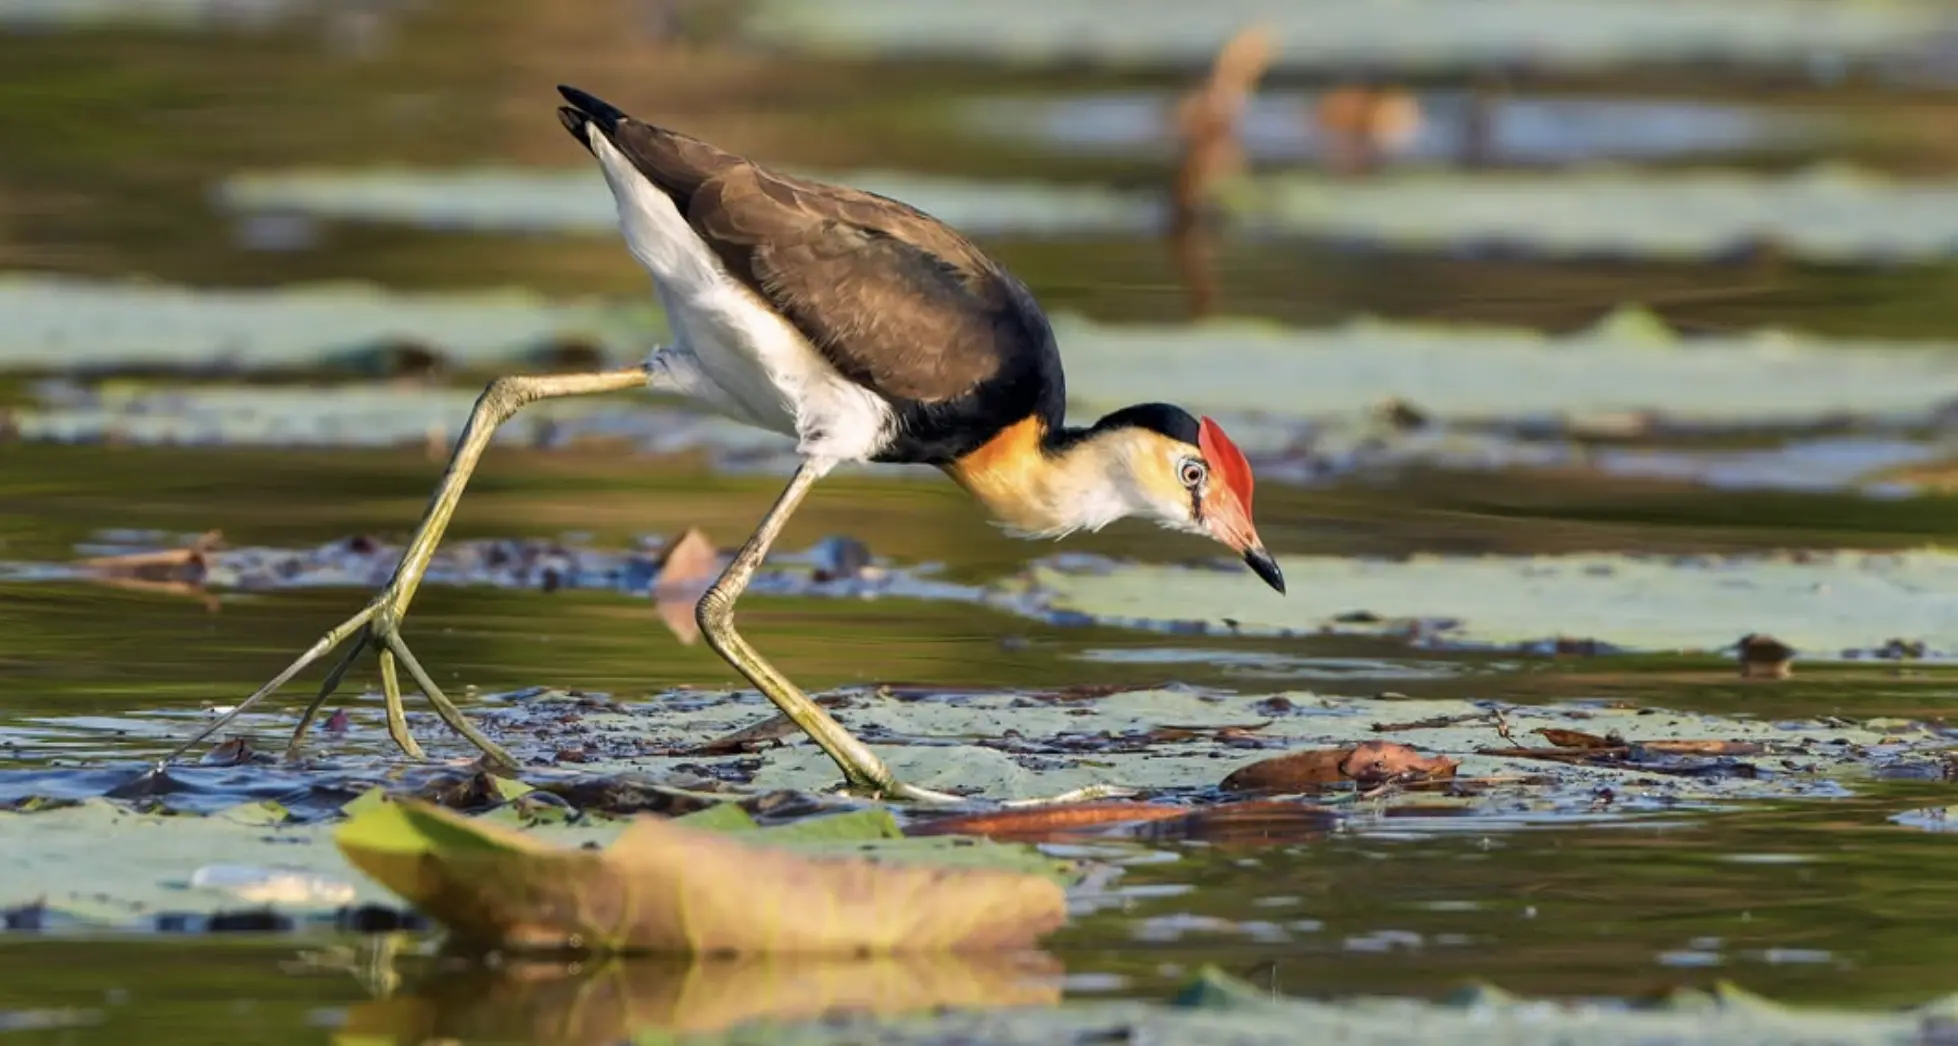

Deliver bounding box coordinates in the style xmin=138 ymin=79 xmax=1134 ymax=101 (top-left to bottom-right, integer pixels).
xmin=159 ymin=603 xmax=378 ymax=767
xmin=161 ymin=591 xmax=515 ymax=768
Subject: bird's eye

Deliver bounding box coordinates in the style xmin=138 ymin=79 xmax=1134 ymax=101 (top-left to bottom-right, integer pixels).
xmin=1178 ymin=458 xmax=1207 ymax=489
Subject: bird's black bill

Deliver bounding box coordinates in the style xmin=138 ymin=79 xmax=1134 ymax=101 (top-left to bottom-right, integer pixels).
xmin=1244 ymin=547 xmax=1285 ymax=594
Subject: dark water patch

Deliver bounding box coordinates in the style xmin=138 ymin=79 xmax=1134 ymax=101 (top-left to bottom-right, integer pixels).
xmin=20 ymin=528 xmax=951 ymax=605
xmin=22 ymin=528 xmax=1958 ymax=687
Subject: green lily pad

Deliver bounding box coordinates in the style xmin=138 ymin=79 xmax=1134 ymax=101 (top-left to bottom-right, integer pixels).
xmin=216 ymin=167 xmax=1159 ymax=237
xmin=0 ymin=274 xmax=646 ymax=371
xmin=1036 ymin=549 xmax=1958 ymax=655
xmin=742 ymin=0 xmax=1943 ymax=71
xmin=1223 ymin=166 xmax=1958 ymax=263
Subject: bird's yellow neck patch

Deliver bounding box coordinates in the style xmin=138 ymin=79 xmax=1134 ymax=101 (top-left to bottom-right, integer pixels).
xmin=942 ymin=415 xmax=1177 ymax=537
xmin=942 ymin=415 xmax=1058 ymax=532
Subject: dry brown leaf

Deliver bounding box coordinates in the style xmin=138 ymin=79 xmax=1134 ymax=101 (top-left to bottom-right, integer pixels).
xmin=654 ymin=596 xmax=700 ymax=645
xmin=1638 ymin=739 xmax=1764 ymax=756
xmin=1372 ymin=711 xmax=1491 ymax=732
xmin=1220 ymin=740 xmax=1458 ymax=793
xmin=336 ymin=800 xmax=1067 ymax=955
xmin=652 ymin=527 xmax=719 ymax=595
xmin=1536 ymin=728 xmax=1616 ymax=749
xmin=1340 ymin=739 xmax=1461 ymax=786
xmin=1220 ymin=747 xmax=1348 ymax=791
xmin=1478 ymin=746 xmax=1630 ymax=765
xmin=76 ymin=529 xmax=223 ymax=583
xmin=649 ymin=526 xmax=719 ymax=644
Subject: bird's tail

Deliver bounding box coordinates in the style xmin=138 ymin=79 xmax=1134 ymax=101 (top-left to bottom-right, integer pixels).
xmin=555 ymin=84 xmax=738 ymax=210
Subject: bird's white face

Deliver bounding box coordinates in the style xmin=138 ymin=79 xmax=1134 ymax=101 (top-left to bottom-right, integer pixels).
xmin=1117 ymin=417 xmax=1285 ymax=594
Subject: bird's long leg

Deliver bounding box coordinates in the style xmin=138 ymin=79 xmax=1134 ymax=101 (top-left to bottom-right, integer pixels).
xmin=162 ymin=367 xmax=651 ymax=769
xmin=696 ymin=461 xmax=955 ymax=803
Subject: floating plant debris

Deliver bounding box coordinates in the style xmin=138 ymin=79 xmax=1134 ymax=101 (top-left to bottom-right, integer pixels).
xmin=1220 ymin=741 xmax=1459 ymax=794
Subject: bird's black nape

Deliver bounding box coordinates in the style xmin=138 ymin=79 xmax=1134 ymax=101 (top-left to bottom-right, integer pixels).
xmin=556 ymin=85 xmax=627 ymax=149
xmin=1084 ymin=402 xmax=1201 ymax=445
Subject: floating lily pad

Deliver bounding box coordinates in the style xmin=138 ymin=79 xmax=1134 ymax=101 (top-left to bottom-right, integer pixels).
xmin=466 ymin=687 xmax=1903 ymax=807
xmin=335 ymin=799 xmax=1069 ymax=953
xmin=1034 ymin=550 xmax=1958 ymax=655
xmin=1224 ymin=165 xmax=1958 ymax=263
xmin=0 ymin=0 xmax=299 ymax=29
xmin=1048 ymin=307 xmax=1958 ymax=428
xmin=18 ymin=299 xmax=1958 ymax=440
xmin=0 ymin=797 xmax=413 ymax=925
xmin=215 ymin=167 xmax=1162 ymax=237
xmin=742 ymin=0 xmax=1945 ymax=71
xmin=0 ymin=275 xmax=646 ymax=371
xmin=16 ymin=379 xmax=1958 ymax=498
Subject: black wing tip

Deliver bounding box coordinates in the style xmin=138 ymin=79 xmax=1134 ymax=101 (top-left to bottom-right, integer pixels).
xmin=555 ymin=106 xmax=593 ymax=148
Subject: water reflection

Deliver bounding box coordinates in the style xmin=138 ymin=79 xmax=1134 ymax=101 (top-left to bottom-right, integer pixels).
xmin=340 ymin=949 xmax=1061 ymax=1044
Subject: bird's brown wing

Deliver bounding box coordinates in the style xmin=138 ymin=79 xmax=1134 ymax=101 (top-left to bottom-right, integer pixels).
xmin=683 ymin=162 xmax=1040 ymax=404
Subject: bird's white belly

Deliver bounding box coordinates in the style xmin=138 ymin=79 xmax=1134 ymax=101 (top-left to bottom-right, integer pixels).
xmin=650 ymin=281 xmax=894 ymax=464
xmin=587 ymin=129 xmax=892 ymax=464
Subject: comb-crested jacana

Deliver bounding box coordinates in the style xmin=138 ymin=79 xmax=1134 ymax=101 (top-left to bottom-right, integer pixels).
xmin=169 ymin=86 xmax=1285 ymax=801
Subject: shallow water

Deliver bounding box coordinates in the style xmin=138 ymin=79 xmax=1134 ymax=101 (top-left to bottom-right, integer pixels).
xmin=9 ymin=2 xmax=1958 ymax=1043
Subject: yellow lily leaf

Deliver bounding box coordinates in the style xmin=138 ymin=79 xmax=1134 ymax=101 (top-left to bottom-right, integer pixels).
xmin=334 ymin=799 xmax=1067 ymax=954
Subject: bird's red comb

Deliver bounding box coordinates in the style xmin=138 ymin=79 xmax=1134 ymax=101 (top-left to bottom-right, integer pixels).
xmin=1198 ymin=416 xmax=1254 ymax=511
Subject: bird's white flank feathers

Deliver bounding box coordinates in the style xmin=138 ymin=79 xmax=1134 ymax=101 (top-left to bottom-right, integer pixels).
xmin=585 ymin=127 xmax=895 ymax=463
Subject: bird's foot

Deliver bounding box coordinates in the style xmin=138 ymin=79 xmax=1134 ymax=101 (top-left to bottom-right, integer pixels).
xmin=160 ymin=586 xmax=516 ymax=770
xmin=998 ymin=783 xmax=1141 ymax=807
xmin=883 ymin=780 xmax=967 ymax=805
xmin=845 ymin=775 xmax=1134 ymax=807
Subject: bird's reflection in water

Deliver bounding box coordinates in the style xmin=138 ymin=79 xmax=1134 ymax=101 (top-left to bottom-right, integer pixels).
xmin=337 ymin=948 xmax=1063 ymax=1044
